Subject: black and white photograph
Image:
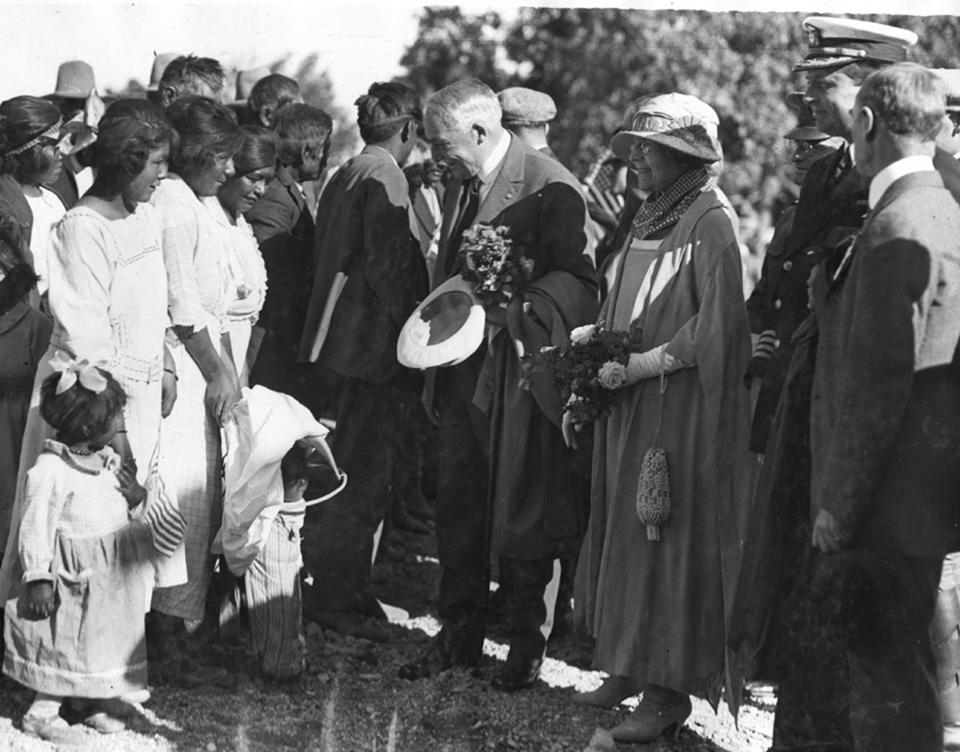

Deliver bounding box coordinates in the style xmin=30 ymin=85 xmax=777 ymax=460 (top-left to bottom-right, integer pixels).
xmin=0 ymin=1 xmax=959 ymax=749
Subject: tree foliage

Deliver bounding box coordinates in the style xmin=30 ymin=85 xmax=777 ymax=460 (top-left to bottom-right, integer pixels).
xmin=401 ymin=9 xmax=960 ymax=220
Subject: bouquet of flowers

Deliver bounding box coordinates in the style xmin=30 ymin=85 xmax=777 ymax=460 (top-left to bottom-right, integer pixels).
xmin=523 ymin=324 xmax=634 ymax=427
xmin=459 ymin=223 xmax=534 ymax=307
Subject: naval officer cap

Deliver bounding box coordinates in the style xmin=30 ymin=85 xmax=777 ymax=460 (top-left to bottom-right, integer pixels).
xmin=498 ymin=87 xmax=557 ymax=126
xmin=794 ymin=17 xmax=918 ymax=73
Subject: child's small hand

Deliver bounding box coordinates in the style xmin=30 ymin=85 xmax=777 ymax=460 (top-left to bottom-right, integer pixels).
xmin=27 ymin=581 xmax=54 ymax=619
xmin=116 ymin=463 xmax=147 ymax=509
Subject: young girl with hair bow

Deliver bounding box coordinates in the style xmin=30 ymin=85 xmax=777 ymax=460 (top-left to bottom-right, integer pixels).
xmin=3 ymin=356 xmax=157 ymax=742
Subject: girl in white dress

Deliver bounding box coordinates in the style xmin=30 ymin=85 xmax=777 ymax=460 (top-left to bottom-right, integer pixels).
xmin=204 ymin=125 xmax=274 ymax=383
xmin=150 ymin=96 xmax=242 ymax=625
xmin=4 ymin=364 xmax=153 ymax=742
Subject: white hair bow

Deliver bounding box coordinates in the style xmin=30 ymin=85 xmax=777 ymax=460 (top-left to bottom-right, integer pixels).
xmin=49 ymin=351 xmax=108 ymax=395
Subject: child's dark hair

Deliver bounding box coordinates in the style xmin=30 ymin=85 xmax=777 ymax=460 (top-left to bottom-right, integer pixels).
xmin=280 ymin=443 xmax=309 ymax=487
xmin=39 ymin=367 xmax=126 ymax=446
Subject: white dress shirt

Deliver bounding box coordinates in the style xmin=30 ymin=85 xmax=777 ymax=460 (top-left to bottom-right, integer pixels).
xmin=868 ymin=155 xmax=935 ymax=209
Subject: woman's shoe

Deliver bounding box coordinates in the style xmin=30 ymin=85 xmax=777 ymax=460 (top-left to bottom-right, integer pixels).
xmin=610 ymin=692 xmax=692 ymax=744
xmin=573 ymin=675 xmax=643 ymax=707
xmin=82 ymin=711 xmax=125 ymax=734
xmin=21 ymin=713 xmax=84 ymax=744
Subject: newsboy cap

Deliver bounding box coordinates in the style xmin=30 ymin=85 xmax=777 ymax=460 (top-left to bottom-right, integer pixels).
xmin=498 ymin=87 xmax=557 ymax=126
xmin=794 ymin=17 xmax=918 ymax=73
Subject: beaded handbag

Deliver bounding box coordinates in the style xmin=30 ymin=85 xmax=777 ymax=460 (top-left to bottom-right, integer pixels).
xmin=635 ymin=361 xmax=671 ymax=541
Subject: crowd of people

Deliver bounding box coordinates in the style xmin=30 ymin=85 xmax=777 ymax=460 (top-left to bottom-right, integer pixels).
xmin=0 ymin=13 xmax=960 ymax=752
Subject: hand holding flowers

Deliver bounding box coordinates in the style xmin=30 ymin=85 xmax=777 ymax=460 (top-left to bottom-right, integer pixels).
xmin=459 ymin=224 xmax=534 ymax=308
xmin=523 ymin=326 xmax=635 ymax=440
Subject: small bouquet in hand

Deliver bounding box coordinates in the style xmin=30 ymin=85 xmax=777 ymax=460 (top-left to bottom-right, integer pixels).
xmin=459 ymin=224 xmax=534 ymax=307
xmin=523 ymin=324 xmax=634 ymax=427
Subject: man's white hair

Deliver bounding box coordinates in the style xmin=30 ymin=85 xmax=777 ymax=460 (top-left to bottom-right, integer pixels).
xmin=426 ymin=78 xmax=502 ymax=133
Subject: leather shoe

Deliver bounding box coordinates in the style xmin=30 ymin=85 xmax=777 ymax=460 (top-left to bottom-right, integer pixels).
xmin=610 ymin=691 xmax=691 ymax=744
xmin=491 ymin=656 xmax=542 ymax=691
xmin=573 ymin=675 xmax=643 ymax=707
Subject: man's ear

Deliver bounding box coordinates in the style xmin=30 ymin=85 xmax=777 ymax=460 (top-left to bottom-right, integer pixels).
xmin=300 ymin=142 xmax=314 ymax=163
xmin=859 ymin=106 xmax=877 ymax=141
xmin=159 ymin=84 xmax=175 ymax=110
xmin=472 ymin=123 xmax=487 ymax=145
xmin=258 ymin=106 xmax=274 ymax=128
xmin=400 ymin=120 xmax=415 ymax=143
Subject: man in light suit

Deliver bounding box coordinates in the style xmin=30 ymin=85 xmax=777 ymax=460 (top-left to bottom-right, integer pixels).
xmin=399 ymin=78 xmax=597 ymax=690
xmin=246 ymin=103 xmax=331 ymax=410
xmin=781 ymin=63 xmax=960 ymax=752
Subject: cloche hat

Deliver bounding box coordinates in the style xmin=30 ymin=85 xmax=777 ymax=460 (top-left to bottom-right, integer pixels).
xmin=610 ymin=93 xmax=721 ymax=163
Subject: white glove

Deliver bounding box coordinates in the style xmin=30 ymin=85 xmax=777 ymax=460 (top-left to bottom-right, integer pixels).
xmin=624 ymin=345 xmax=680 ymax=384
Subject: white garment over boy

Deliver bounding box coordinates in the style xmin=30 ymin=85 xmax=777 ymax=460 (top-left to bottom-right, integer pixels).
xmin=217 ymin=385 xmax=340 ymax=679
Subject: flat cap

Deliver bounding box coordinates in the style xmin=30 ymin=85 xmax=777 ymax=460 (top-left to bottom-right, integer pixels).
xmin=498 ymin=87 xmax=557 ymax=126
xmin=795 ymin=17 xmax=917 ymax=73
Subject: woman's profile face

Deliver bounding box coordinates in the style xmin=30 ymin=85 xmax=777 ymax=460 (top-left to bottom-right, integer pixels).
xmin=218 ymin=163 xmax=275 ymax=216
xmin=186 ymin=151 xmax=236 ymax=197
xmin=31 ymin=141 xmax=64 ymax=187
xmin=124 ymin=145 xmax=169 ymax=205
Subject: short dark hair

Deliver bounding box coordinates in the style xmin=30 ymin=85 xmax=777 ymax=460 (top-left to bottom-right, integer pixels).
xmin=858 ymin=62 xmax=945 ymax=140
xmin=165 ymin=96 xmax=242 ymax=175
xmin=249 ymin=74 xmax=300 ymax=116
xmin=355 ymin=81 xmax=422 ymax=144
xmin=0 ymin=96 xmax=61 ymax=183
xmin=160 ymin=55 xmax=225 ymax=104
xmin=281 ymin=443 xmax=309 ymax=487
xmin=40 ymin=366 xmax=126 ymax=446
xmin=234 ymin=125 xmax=278 ymax=175
xmin=273 ymin=103 xmax=332 ymax=166
xmin=92 ymin=99 xmax=173 ymax=182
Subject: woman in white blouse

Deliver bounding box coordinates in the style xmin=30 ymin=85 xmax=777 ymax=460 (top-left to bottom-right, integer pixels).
xmin=204 ymin=125 xmax=275 ymax=384
xmin=149 ymin=96 xmax=242 ymax=626
xmin=0 ymin=99 xmax=175 ymax=605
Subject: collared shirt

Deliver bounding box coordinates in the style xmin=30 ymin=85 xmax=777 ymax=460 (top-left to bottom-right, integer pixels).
xmin=868 ymin=155 xmax=935 ymax=209
xmin=477 ymin=130 xmax=511 ymax=203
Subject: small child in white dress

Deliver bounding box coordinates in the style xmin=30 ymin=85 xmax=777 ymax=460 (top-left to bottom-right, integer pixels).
xmin=3 ymin=359 xmax=154 ymax=742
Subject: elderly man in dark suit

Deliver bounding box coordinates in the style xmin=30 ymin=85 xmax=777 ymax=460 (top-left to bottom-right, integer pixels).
xmin=246 ymin=103 xmax=331 ymax=410
xmin=776 ymin=63 xmax=960 ymax=752
xmin=399 ymin=78 xmax=597 ymax=690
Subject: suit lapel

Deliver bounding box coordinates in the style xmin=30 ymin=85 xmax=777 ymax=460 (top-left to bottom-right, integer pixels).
xmin=829 ymin=170 xmax=943 ymax=289
xmin=476 ymin=135 xmax=525 ymax=225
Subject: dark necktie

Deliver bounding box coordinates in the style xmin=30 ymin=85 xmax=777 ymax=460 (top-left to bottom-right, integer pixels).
xmin=452 ymin=176 xmax=481 ymax=249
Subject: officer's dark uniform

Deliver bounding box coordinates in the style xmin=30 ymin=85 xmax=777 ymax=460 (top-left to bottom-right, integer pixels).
xmin=745 ymin=144 xmax=867 ymax=452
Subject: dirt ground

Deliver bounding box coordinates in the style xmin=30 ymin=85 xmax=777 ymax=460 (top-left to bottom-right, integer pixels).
xmin=0 ymin=525 xmax=775 ymax=752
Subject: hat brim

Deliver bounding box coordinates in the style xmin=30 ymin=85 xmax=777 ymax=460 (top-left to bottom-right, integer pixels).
xmin=793 ymin=55 xmax=861 ymax=73
xmin=397 ymin=275 xmax=486 ymax=369
xmin=784 ymin=126 xmax=830 ymax=141
xmin=611 ymin=128 xmax=721 ymax=164
xmin=51 ymin=88 xmax=91 ymax=99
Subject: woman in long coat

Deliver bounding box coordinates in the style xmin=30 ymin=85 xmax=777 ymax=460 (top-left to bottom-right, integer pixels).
xmin=570 ymin=93 xmax=753 ymax=743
